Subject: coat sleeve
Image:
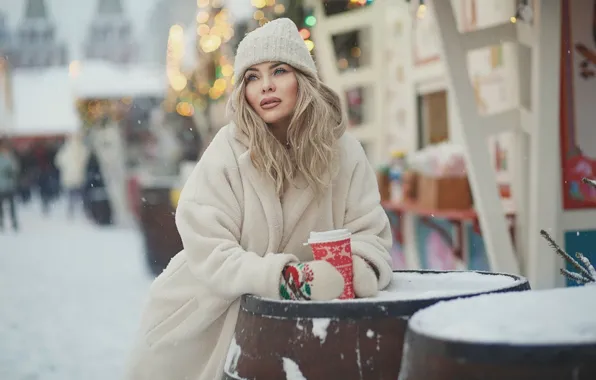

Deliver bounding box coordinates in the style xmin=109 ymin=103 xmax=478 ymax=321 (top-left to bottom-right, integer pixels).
xmin=175 ymin=144 xmax=298 ymax=302
xmin=343 ymin=144 xmax=393 ymax=290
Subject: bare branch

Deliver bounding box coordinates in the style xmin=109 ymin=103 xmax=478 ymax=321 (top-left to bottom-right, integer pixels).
xmin=540 ymin=230 xmax=595 ymax=281
xmin=560 ymin=269 xmax=591 ymax=285
xmin=576 ymin=252 xmax=596 ymax=281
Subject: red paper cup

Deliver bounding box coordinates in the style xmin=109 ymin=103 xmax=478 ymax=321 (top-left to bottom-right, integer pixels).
xmin=308 ymin=229 xmax=355 ymax=299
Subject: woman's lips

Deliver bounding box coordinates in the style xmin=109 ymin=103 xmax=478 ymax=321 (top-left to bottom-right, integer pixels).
xmin=260 ymin=97 xmax=281 ymax=109
xmin=261 ymin=101 xmax=281 ymax=109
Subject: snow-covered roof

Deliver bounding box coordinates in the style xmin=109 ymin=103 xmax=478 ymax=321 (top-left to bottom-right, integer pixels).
xmin=70 ymin=61 xmax=166 ymax=99
xmin=8 ymin=61 xmax=167 ymax=137
xmin=10 ymin=67 xmax=78 ymax=136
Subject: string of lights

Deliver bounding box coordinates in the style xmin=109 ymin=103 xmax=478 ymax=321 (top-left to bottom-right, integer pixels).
xmin=165 ymin=0 xmax=238 ymax=118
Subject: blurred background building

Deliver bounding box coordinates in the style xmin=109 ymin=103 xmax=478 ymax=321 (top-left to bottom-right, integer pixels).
xmin=3 ymin=0 xmax=596 ymax=379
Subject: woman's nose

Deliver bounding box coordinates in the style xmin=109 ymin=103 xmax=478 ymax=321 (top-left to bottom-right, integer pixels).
xmin=261 ymin=78 xmax=275 ymax=93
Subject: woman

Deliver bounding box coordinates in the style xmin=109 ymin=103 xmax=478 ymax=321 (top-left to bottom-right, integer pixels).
xmin=127 ymin=18 xmax=392 ymax=380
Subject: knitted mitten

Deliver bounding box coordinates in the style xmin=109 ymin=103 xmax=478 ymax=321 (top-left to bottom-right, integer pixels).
xmin=280 ymin=261 xmax=344 ymax=301
xmin=352 ymin=255 xmax=380 ymax=298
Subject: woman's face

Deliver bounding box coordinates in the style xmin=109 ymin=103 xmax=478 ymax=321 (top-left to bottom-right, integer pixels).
xmin=243 ymin=62 xmax=298 ymax=128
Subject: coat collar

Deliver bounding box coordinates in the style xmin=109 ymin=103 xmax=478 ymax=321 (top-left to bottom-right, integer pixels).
xmin=233 ymin=148 xmax=283 ymax=252
xmin=227 ymin=123 xmax=320 ymax=252
xmin=230 ymin=122 xmax=250 ymax=149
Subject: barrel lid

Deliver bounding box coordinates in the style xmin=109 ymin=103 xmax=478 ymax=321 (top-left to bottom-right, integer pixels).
xmin=409 ymin=284 xmax=596 ymax=346
xmin=241 ymin=270 xmax=529 ymax=319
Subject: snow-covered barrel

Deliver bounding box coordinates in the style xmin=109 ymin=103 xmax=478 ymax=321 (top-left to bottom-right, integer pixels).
xmin=400 ymin=285 xmax=596 ymax=380
xmin=222 ymin=270 xmax=529 ymax=380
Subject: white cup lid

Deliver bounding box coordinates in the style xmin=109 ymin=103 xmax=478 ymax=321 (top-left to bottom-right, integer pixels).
xmin=308 ymin=229 xmax=351 ymax=244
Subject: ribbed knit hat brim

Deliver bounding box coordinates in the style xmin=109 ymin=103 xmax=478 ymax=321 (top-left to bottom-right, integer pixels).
xmin=233 ymin=18 xmax=318 ymax=81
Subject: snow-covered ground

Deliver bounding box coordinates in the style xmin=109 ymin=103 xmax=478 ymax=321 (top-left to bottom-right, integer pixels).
xmin=0 ymin=199 xmax=154 ymax=380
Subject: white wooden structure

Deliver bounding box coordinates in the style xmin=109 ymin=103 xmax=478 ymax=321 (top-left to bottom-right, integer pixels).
xmin=308 ymin=0 xmax=565 ymax=288
xmin=427 ymin=0 xmax=562 ymax=288
xmin=306 ymin=0 xmax=387 ymax=165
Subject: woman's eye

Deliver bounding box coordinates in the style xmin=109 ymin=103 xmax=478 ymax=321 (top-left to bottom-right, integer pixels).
xmin=245 ymin=74 xmax=258 ymax=81
xmin=274 ymin=68 xmax=287 ymax=75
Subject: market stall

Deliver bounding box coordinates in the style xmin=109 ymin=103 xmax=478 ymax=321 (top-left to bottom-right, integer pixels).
xmin=70 ymin=60 xmax=193 ymax=274
xmin=309 ymin=0 xmax=573 ymax=289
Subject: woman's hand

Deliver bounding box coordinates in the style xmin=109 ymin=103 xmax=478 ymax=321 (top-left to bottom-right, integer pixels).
xmin=352 ymin=256 xmax=379 ymax=298
xmin=280 ymin=261 xmax=344 ymax=301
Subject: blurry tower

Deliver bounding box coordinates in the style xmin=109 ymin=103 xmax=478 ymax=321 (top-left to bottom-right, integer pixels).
xmin=10 ymin=0 xmax=68 ymax=68
xmin=84 ymin=0 xmax=138 ymax=64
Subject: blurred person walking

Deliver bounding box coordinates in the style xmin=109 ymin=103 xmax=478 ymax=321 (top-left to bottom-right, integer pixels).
xmin=0 ymin=140 xmax=19 ymax=231
xmin=55 ymin=132 xmax=90 ymax=218
xmin=15 ymin=145 xmax=35 ymax=204
xmin=34 ymin=142 xmax=54 ymax=214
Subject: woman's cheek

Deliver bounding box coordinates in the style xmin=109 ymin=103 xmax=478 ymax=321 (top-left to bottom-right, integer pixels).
xmin=246 ymin=86 xmax=259 ymax=109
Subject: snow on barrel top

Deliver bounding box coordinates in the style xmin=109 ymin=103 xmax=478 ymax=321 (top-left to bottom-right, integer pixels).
xmin=409 ymin=285 xmax=596 ymax=345
xmin=270 ymin=271 xmax=521 ymax=303
xmin=330 ymin=271 xmax=520 ymax=302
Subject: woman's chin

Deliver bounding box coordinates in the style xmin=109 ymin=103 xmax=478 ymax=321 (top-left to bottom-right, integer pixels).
xmin=261 ymin=114 xmax=290 ymax=126
xmin=265 ymin=119 xmax=283 ymax=126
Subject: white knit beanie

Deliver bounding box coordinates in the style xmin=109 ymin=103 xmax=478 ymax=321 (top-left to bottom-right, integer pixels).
xmin=233 ymin=18 xmax=318 ymax=82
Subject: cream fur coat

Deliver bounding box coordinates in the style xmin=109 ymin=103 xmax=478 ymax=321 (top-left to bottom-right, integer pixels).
xmin=127 ymin=123 xmax=393 ymax=380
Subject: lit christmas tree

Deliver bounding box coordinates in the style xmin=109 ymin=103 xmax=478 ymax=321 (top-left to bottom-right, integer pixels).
xmin=163 ymin=0 xmax=236 ymax=139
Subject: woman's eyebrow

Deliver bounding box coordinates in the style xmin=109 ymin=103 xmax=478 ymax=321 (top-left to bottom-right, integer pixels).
xmin=245 ymin=62 xmax=284 ymax=73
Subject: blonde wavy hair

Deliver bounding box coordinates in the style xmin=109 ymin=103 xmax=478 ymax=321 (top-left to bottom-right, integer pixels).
xmin=227 ymin=67 xmax=346 ymax=197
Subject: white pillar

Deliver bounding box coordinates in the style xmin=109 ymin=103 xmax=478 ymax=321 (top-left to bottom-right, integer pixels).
xmin=510 ymin=43 xmax=532 ymax=274
xmin=526 ymin=0 xmax=563 ymax=289
xmin=428 ymin=0 xmax=519 ymax=274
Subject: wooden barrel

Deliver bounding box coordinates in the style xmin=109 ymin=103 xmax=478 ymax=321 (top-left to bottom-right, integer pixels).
xmin=223 ymin=270 xmax=530 ymax=380
xmin=400 ymin=285 xmax=596 ymax=380
xmin=138 ymin=185 xmax=183 ymax=276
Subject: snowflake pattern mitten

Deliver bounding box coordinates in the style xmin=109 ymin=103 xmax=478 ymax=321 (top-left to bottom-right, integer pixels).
xmin=279 ymin=261 xmax=344 ymax=301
